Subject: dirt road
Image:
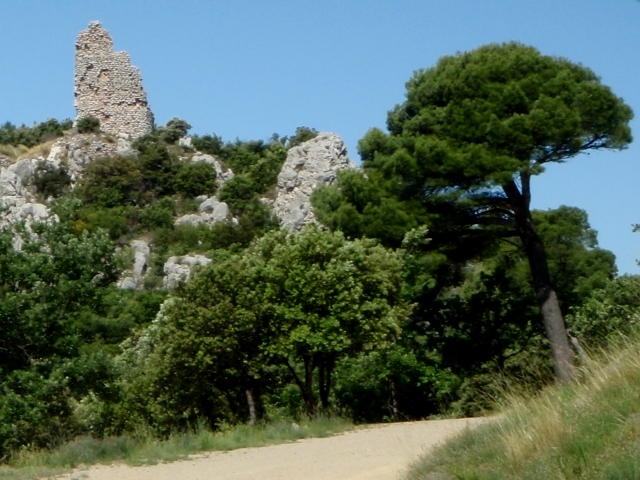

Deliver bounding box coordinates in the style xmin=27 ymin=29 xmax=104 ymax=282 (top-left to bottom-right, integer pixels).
xmin=56 ymin=418 xmax=486 ymax=480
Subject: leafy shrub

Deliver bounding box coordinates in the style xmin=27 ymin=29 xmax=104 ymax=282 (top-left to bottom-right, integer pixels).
xmin=159 ymin=118 xmax=191 ymax=144
xmin=0 ymin=118 xmax=72 ymax=147
xmin=219 ymin=175 xmax=257 ymax=213
xmin=76 ymin=116 xmax=101 ymax=134
xmin=333 ymin=345 xmax=458 ymax=422
xmin=566 ymin=276 xmax=640 ymax=347
xmin=137 ymin=198 xmax=175 ymax=230
xmin=192 ymin=133 xmax=224 ymax=155
xmin=79 ymin=157 xmax=144 ymax=208
xmin=285 ymin=126 xmax=318 ymax=148
xmin=0 ymin=368 xmax=77 ymax=456
xmin=33 ymin=163 xmax=72 ymax=198
xmin=133 ymin=135 xmax=176 ymax=197
xmin=79 ymin=206 xmax=133 ymax=240
xmin=174 ymin=161 xmax=217 ymax=197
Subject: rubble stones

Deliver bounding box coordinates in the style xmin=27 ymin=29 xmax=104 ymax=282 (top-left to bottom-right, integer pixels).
xmin=75 ymin=21 xmax=154 ymax=139
xmin=163 ymin=255 xmax=211 ymax=289
xmin=273 ymin=133 xmax=357 ymax=231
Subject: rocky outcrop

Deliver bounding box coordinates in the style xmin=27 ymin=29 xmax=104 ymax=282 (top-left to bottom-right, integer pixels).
xmin=273 ymin=133 xmax=357 ymax=231
xmin=47 ymin=133 xmax=134 ymax=180
xmin=163 ymin=255 xmax=211 ymax=289
xmin=0 ymin=159 xmax=57 ymax=250
xmin=174 ymin=196 xmax=232 ymax=227
xmin=117 ymin=239 xmax=151 ymax=290
xmin=75 ymin=21 xmax=154 ymax=139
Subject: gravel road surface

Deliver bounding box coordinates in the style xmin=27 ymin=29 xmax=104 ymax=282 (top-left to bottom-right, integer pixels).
xmin=54 ymin=418 xmax=486 ymax=480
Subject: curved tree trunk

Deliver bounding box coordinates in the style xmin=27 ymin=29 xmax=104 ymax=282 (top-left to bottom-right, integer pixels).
xmin=504 ymin=178 xmax=575 ymax=382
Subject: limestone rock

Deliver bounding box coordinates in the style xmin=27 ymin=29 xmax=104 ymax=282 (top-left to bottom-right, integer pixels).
xmin=0 ymin=161 xmax=57 ymax=250
xmin=131 ymin=240 xmax=150 ymax=277
xmin=116 ymin=277 xmax=138 ymax=290
xmin=174 ymin=197 xmax=230 ymax=227
xmin=0 ymin=169 xmax=24 ymax=197
xmin=75 ymin=21 xmax=154 ymax=139
xmin=116 ymin=239 xmax=151 ymax=290
xmin=163 ymin=255 xmax=211 ymax=289
xmin=178 ymin=137 xmax=192 ymax=148
xmin=48 ymin=133 xmax=128 ymax=179
xmin=273 ymin=133 xmax=357 ymax=230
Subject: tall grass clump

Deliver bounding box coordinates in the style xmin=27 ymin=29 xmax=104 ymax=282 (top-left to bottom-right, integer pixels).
xmin=0 ymin=416 xmax=352 ymax=480
xmin=406 ymin=334 xmax=640 ymax=480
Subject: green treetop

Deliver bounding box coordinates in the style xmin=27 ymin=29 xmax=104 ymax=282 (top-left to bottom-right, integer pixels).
xmin=316 ymin=42 xmax=633 ymax=381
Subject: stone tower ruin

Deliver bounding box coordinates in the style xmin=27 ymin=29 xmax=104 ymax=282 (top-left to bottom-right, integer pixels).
xmin=74 ymin=21 xmax=154 ymax=139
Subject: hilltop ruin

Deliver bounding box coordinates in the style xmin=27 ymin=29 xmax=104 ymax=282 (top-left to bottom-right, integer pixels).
xmin=74 ymin=21 xmax=154 ymax=139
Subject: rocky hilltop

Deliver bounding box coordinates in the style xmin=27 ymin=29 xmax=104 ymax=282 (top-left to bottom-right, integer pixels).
xmin=0 ymin=22 xmax=358 ymax=290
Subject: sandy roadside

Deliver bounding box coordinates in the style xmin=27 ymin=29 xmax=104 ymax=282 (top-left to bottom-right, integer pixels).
xmin=52 ymin=418 xmax=487 ymax=480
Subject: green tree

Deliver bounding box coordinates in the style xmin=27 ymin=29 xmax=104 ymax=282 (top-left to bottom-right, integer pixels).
xmin=319 ymin=43 xmax=632 ymax=381
xmin=120 ymin=228 xmax=410 ymax=427
xmin=174 ymin=161 xmax=217 ymax=197
xmin=0 ymin=222 xmax=119 ymax=371
xmin=160 ymin=117 xmax=192 ymax=144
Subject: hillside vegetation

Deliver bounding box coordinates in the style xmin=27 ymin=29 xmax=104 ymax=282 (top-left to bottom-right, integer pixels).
xmin=406 ymin=334 xmax=640 ymax=479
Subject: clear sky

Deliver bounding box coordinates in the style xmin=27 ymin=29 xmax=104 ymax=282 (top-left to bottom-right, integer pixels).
xmin=1 ymin=1 xmax=639 ymax=273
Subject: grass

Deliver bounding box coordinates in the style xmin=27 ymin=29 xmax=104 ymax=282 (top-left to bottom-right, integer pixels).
xmin=406 ymin=335 xmax=640 ymax=480
xmin=0 ymin=140 xmax=59 ymax=162
xmin=0 ymin=416 xmax=353 ymax=480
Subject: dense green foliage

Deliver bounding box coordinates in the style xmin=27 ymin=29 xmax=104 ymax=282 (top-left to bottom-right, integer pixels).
xmin=76 ymin=116 xmax=100 ymax=134
xmin=118 ymin=228 xmax=410 ymax=430
xmin=313 ymin=41 xmax=633 ymax=381
xmin=0 ymin=118 xmax=72 ymax=148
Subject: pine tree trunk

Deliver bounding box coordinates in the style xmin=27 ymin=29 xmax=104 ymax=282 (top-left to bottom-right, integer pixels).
xmin=518 ymin=208 xmax=575 ymax=381
xmin=504 ymin=178 xmax=575 ymax=382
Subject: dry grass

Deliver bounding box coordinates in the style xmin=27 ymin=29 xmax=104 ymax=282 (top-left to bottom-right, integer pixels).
xmin=16 ymin=139 xmax=58 ymax=161
xmin=0 ymin=144 xmax=28 ymax=160
xmin=0 ymin=417 xmax=353 ymax=480
xmin=406 ymin=335 xmax=640 ymax=479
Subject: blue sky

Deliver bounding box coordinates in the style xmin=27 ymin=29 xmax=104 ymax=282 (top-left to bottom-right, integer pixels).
xmin=1 ymin=1 xmax=639 ymax=272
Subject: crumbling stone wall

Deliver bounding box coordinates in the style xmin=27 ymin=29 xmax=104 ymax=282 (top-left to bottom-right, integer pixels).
xmin=74 ymin=21 xmax=154 ymax=139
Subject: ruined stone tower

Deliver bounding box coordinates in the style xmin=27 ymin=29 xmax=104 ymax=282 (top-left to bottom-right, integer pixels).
xmin=74 ymin=21 xmax=154 ymax=139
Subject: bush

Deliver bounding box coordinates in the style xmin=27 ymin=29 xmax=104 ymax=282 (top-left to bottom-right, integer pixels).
xmin=174 ymin=162 xmax=217 ymax=197
xmin=334 ymin=346 xmax=458 ymax=422
xmin=137 ymin=198 xmax=176 ymax=230
xmin=33 ymin=163 xmax=72 ymax=198
xmin=79 ymin=157 xmax=145 ymax=208
xmin=192 ymin=133 xmax=224 ymax=156
xmin=76 ymin=116 xmax=100 ymax=134
xmin=0 ymin=369 xmax=76 ymax=457
xmin=159 ymin=118 xmax=191 ymax=144
xmin=0 ymin=118 xmax=72 ymax=147
xmin=285 ymin=126 xmax=318 ymax=149
xmin=218 ymin=175 xmax=258 ymax=214
xmin=566 ymin=276 xmax=640 ymax=347
xmin=133 ymin=135 xmax=176 ymax=197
